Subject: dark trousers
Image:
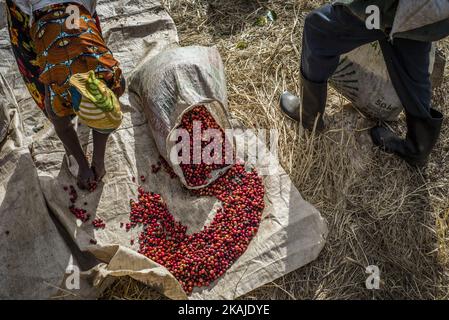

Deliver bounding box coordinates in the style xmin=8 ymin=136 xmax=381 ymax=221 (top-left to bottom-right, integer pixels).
xmin=301 ymin=4 xmax=432 ymax=119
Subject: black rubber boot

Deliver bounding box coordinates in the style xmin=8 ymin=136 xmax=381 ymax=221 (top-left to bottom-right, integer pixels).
xmin=370 ymin=108 xmax=443 ymax=167
xmin=280 ymin=72 xmax=327 ymax=131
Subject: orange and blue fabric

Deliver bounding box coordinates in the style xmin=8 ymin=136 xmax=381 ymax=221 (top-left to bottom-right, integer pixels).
xmin=6 ymin=0 xmax=46 ymax=113
xmin=30 ymin=2 xmax=122 ymax=121
xmin=6 ymin=0 xmax=123 ymax=132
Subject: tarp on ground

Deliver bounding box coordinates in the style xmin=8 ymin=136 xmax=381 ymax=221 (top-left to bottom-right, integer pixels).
xmin=0 ymin=88 xmax=102 ymax=300
xmin=0 ymin=0 xmax=328 ymax=300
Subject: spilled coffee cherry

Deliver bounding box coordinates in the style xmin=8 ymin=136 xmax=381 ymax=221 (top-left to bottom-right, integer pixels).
xmin=160 ymin=156 xmax=178 ymax=179
xmin=69 ymin=205 xmax=90 ymax=222
xmin=176 ymin=105 xmax=232 ymax=187
xmin=128 ymin=164 xmax=265 ymax=294
xmin=64 ymin=183 xmax=102 ymax=247
xmin=64 ymin=185 xmax=97 ymax=227
xmin=68 ymin=185 xmax=78 ymax=203
xmin=64 ymin=185 xmax=88 ymax=222
xmin=151 ymin=162 xmax=162 ymax=174
xmin=92 ymin=218 xmax=106 ymax=229
xmin=88 ymin=181 xmax=98 ymax=192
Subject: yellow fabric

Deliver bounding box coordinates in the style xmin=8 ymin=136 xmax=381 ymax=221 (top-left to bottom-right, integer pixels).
xmin=70 ymin=71 xmax=123 ymax=132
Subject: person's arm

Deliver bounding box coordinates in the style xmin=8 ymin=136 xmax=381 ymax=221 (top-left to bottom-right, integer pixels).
xmin=113 ymin=76 xmax=126 ymax=98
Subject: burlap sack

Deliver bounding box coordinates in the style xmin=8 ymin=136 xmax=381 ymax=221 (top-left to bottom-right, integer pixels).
xmin=330 ymin=42 xmax=445 ymax=121
xmin=129 ymin=45 xmax=233 ymax=189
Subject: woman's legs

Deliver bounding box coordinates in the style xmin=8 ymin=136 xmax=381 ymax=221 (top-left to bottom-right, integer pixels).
xmin=91 ymin=130 xmax=110 ymax=181
xmin=45 ymin=89 xmax=94 ymax=189
xmin=90 ymin=75 xmax=126 ymax=181
xmin=51 ymin=116 xmax=96 ymax=188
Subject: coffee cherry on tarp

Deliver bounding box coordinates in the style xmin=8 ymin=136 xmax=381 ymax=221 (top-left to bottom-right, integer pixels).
xmin=160 ymin=156 xmax=178 ymax=179
xmin=88 ymin=181 xmax=98 ymax=192
xmin=69 ymin=205 xmax=90 ymax=223
xmin=68 ymin=185 xmax=78 ymax=203
xmin=92 ymin=218 xmax=106 ymax=229
xmin=151 ymin=162 xmax=162 ymax=174
xmin=128 ymin=164 xmax=265 ymax=295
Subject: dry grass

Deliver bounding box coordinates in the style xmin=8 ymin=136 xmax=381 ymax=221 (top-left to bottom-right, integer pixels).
xmin=101 ymin=0 xmax=449 ymax=300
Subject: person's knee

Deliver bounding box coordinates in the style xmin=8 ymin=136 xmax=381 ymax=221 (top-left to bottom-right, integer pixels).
xmin=303 ymin=10 xmax=320 ymax=35
xmin=304 ymin=4 xmax=332 ymax=35
xmin=52 ymin=116 xmax=74 ymax=135
xmin=302 ymin=8 xmax=330 ymax=61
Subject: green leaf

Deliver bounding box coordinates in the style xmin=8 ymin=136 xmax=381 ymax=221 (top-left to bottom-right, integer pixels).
xmin=255 ymin=16 xmax=267 ymax=27
xmin=236 ymin=40 xmax=248 ymax=50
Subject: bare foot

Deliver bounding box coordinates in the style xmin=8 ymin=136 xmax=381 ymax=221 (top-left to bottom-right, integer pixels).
xmin=77 ymin=167 xmax=95 ymax=190
xmin=91 ymin=163 xmax=106 ymax=183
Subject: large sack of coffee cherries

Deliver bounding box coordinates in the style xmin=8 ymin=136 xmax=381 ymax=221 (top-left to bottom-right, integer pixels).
xmin=0 ymin=0 xmax=327 ymax=299
xmin=128 ymin=45 xmax=233 ymax=189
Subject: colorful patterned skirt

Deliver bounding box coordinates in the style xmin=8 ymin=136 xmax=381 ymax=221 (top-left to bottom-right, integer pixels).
xmin=6 ymin=1 xmax=122 ymax=119
xmin=6 ymin=0 xmax=46 ymax=113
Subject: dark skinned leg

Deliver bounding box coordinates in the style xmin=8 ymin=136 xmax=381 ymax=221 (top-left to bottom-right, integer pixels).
xmin=90 ymin=75 xmax=126 ymax=181
xmin=45 ymin=88 xmax=94 ymax=189
xmin=51 ymin=116 xmax=96 ymax=189
xmin=91 ymin=130 xmax=109 ymax=182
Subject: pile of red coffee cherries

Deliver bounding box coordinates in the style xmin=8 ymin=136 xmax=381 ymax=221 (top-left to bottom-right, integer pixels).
xmin=128 ymin=164 xmax=265 ymax=294
xmin=92 ymin=218 xmax=106 ymax=229
xmin=177 ymin=105 xmax=231 ymax=187
xmin=69 ymin=204 xmax=90 ymax=222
